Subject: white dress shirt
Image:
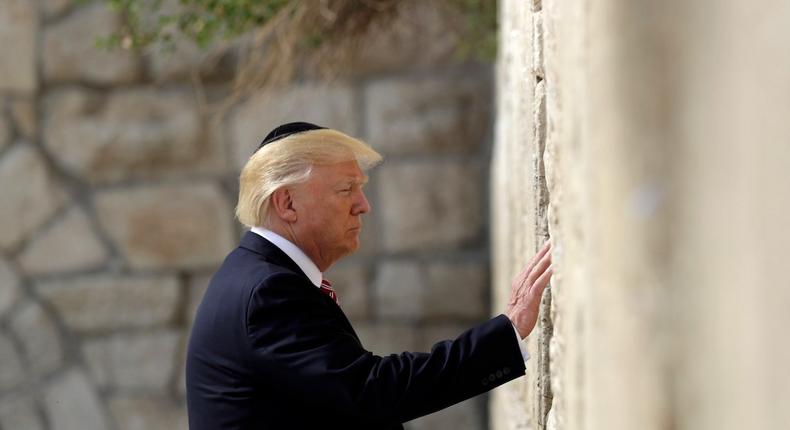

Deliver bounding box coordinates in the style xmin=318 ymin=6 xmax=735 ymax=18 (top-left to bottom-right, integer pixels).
xmin=249 ymin=227 xmax=529 ymax=361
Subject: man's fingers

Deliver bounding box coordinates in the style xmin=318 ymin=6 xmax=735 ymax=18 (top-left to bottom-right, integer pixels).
xmin=526 ymin=246 xmax=552 ymax=286
xmin=532 ymin=264 xmax=553 ymax=295
xmin=522 ymin=240 xmax=552 ymax=279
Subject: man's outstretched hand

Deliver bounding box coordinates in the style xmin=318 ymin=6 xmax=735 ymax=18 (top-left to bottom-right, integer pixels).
xmin=506 ymin=240 xmax=553 ymax=339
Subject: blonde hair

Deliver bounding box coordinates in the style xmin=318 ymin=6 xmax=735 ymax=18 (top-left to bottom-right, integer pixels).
xmin=236 ymin=128 xmax=383 ymax=228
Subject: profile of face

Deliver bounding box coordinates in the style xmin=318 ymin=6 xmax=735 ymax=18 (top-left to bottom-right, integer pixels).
xmin=288 ymin=160 xmax=370 ymax=270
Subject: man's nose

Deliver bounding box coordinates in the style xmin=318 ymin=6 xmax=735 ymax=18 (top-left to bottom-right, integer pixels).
xmin=352 ymin=189 xmax=371 ymax=215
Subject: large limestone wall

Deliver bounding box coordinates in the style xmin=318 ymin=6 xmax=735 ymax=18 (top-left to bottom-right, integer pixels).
xmin=492 ymin=0 xmax=790 ymax=429
xmin=0 ymin=1 xmax=495 ymax=429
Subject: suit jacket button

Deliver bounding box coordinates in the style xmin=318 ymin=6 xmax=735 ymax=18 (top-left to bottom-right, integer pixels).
xmin=503 ymin=367 xmax=511 ymax=375
xmin=481 ymin=378 xmax=489 ymax=386
xmin=496 ymin=370 xmax=503 ymax=378
xmin=488 ymin=374 xmax=496 ymax=382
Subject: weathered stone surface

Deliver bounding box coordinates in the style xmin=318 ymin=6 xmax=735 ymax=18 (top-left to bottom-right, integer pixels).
xmin=374 ymin=260 xmax=487 ymax=320
xmin=41 ymin=0 xmax=73 ymax=20
xmin=378 ymin=161 xmax=483 ymax=252
xmin=36 ymin=274 xmax=180 ymax=333
xmin=142 ymin=0 xmax=235 ymax=82
xmin=43 ymin=2 xmax=140 ymax=84
xmin=365 ymin=71 xmax=491 ymax=155
xmin=0 ymin=258 xmax=21 ymax=318
xmin=10 ymin=97 xmax=36 ymax=139
xmin=424 ymin=261 xmax=488 ymax=319
xmin=43 ymin=369 xmax=109 ymax=430
xmin=0 ymin=113 xmax=10 ymax=151
xmin=95 ymin=183 xmax=235 ymax=270
xmin=18 ymin=205 xmax=108 ymax=275
xmin=186 ymin=274 xmax=211 ymax=326
xmin=345 ymin=1 xmax=460 ymax=75
xmin=417 ymin=323 xmax=469 ymax=352
xmin=532 ymin=11 xmax=545 ymax=80
xmin=0 ymin=394 xmax=45 ymax=430
xmin=407 ymin=397 xmax=484 ymax=430
xmin=0 ymin=145 xmax=66 ymax=251
xmin=108 ymin=395 xmax=187 ymax=430
xmin=147 ymin=36 xmax=236 ymax=84
xmin=0 ymin=0 xmax=37 ymax=92
xmin=0 ymin=332 xmax=24 ymax=391
xmin=374 ymin=261 xmax=425 ymax=319
xmin=43 ymin=87 xmax=215 ymax=183
xmin=176 ymin=334 xmax=189 ymax=397
xmin=83 ymin=330 xmax=180 ymax=390
xmin=147 ymin=38 xmax=205 ymax=82
xmin=324 ymin=262 xmax=371 ymax=320
xmin=9 ymin=302 xmax=64 ymax=377
xmin=354 ymin=322 xmax=419 ymax=355
xmin=229 ymin=84 xmax=359 ymax=169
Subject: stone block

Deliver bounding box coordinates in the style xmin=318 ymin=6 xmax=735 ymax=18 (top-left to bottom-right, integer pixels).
xmin=36 ymin=274 xmax=181 ymax=333
xmin=43 ymin=2 xmax=140 ymax=84
xmin=43 ymin=87 xmax=218 ymax=184
xmin=343 ymin=1 xmax=460 ymax=75
xmin=0 ymin=332 xmax=24 ymax=391
xmin=374 ymin=260 xmax=488 ymax=321
xmin=417 ymin=323 xmax=470 ymax=352
xmin=365 ymin=71 xmax=491 ymax=155
xmin=0 ymin=395 xmax=45 ymax=430
xmin=147 ymin=37 xmax=236 ymax=84
xmin=424 ymin=261 xmax=488 ymax=319
xmin=142 ymin=0 xmax=236 ymax=82
xmin=373 ymin=261 xmax=425 ymax=319
xmin=176 ymin=334 xmax=189 ymax=397
xmin=229 ymin=83 xmax=359 ymax=170
xmin=18 ymin=205 xmax=108 ymax=275
xmin=324 ymin=262 xmax=371 ymax=320
xmin=95 ymin=183 xmax=235 ymax=270
xmin=109 ymin=394 xmax=187 ymax=430
xmin=41 ymin=0 xmax=73 ymax=20
xmin=0 ymin=258 xmax=21 ymax=318
xmin=0 ymin=113 xmax=10 ymax=151
xmin=0 ymin=0 xmax=37 ymax=92
xmin=43 ymin=369 xmax=109 ymax=430
xmin=186 ymin=274 xmax=211 ymax=327
xmin=0 ymin=145 xmax=66 ymax=251
xmin=10 ymin=97 xmax=36 ymax=139
xmin=407 ymin=396 xmax=485 ymax=430
xmin=354 ymin=321 xmax=419 ymax=356
xmin=9 ymin=301 xmax=64 ymax=377
xmin=83 ymin=330 xmax=180 ymax=390
xmin=378 ymin=160 xmax=484 ymax=252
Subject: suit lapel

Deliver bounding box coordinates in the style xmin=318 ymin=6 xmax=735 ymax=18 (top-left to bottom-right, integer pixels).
xmin=238 ymin=231 xmax=361 ymax=344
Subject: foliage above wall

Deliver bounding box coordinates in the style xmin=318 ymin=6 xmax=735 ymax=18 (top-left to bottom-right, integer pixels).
xmin=99 ymin=0 xmax=497 ymax=89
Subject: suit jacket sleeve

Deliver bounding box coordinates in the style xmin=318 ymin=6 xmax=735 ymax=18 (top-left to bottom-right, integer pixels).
xmin=245 ymin=271 xmax=526 ymax=426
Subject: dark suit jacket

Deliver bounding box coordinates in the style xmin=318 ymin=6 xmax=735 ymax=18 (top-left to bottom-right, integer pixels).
xmin=186 ymin=232 xmax=526 ymax=429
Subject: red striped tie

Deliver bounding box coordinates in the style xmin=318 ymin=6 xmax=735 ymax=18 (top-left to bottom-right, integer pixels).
xmin=319 ymin=279 xmax=339 ymax=305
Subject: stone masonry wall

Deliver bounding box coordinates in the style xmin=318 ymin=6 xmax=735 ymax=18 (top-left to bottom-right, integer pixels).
xmin=492 ymin=0 xmax=790 ymax=429
xmin=0 ymin=1 xmax=496 ymax=429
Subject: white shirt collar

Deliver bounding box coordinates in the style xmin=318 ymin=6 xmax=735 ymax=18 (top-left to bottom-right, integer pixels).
xmin=250 ymin=227 xmax=323 ymax=288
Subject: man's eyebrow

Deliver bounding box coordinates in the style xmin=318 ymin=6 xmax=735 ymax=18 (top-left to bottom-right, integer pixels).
xmin=347 ymin=175 xmax=369 ymax=184
xmin=335 ymin=175 xmax=369 ymax=187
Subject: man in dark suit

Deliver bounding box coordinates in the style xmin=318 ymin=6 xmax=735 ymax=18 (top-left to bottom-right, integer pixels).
xmin=186 ymin=122 xmax=553 ymax=429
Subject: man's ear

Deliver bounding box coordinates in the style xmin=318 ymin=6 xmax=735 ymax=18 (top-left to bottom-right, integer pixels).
xmin=270 ymin=187 xmax=298 ymax=223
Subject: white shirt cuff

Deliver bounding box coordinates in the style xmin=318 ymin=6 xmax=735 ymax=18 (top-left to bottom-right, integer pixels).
xmin=510 ymin=321 xmax=530 ymax=362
